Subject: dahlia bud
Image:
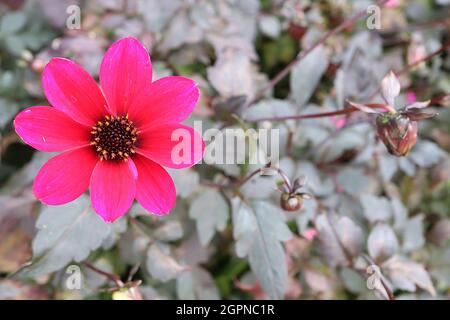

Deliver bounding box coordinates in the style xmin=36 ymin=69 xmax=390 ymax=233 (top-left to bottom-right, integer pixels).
xmin=280 ymin=193 xmax=303 ymax=211
xmin=376 ymin=113 xmax=417 ymax=157
xmin=349 ymin=71 xmax=437 ymax=157
xmin=278 ymin=175 xmax=312 ymax=212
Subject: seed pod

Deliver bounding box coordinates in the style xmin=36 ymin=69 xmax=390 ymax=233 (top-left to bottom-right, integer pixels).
xmin=376 ymin=113 xmax=418 ymax=157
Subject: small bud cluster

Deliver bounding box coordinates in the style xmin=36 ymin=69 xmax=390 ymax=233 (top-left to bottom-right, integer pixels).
xmin=278 ymin=175 xmax=312 ymax=212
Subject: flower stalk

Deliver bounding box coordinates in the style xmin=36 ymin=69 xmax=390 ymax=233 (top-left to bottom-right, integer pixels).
xmin=248 ymin=0 xmax=392 ymax=106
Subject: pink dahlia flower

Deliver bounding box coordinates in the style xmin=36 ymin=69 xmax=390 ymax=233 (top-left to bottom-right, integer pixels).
xmin=14 ymin=37 xmax=204 ymax=223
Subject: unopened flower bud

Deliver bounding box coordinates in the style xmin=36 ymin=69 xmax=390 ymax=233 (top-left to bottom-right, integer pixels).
xmin=280 ymin=193 xmax=303 ymax=212
xmin=376 ymin=113 xmax=417 ymax=157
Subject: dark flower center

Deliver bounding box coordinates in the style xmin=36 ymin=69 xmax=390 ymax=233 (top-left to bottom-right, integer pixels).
xmin=90 ymin=114 xmax=138 ymax=161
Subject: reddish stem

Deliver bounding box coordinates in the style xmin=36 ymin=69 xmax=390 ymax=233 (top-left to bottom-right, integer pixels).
xmin=248 ymin=0 xmax=391 ymax=105
xmin=245 ymin=103 xmax=386 ymax=123
xmin=245 ymin=38 xmax=450 ymax=123
xmin=367 ymin=40 xmax=450 ymax=101
xmin=379 ymin=17 xmax=450 ymax=34
xmin=84 ymin=261 xmax=124 ymax=287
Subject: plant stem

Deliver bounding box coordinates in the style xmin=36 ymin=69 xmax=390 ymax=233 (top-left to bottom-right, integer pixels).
xmin=430 ymin=93 xmax=450 ymax=106
xmin=84 ymin=262 xmax=124 ymax=288
xmin=362 ymin=254 xmax=395 ymax=300
xmin=367 ymin=40 xmax=450 ymax=101
xmin=244 ymin=43 xmax=449 ymax=124
xmin=243 ymin=14 xmax=449 ymax=123
xmin=245 ymin=103 xmax=386 ymax=123
xmin=324 ymin=214 xmax=395 ymax=300
xmin=378 ymin=17 xmax=450 ymax=35
xmin=248 ymin=0 xmax=391 ymax=106
xmin=201 ymin=163 xmax=292 ymax=191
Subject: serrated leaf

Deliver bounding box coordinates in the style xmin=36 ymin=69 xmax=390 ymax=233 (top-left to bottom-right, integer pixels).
xmin=258 ymin=15 xmax=280 ymax=39
xmin=13 ymin=196 xmax=117 ymax=278
xmin=367 ymin=223 xmax=399 ymax=262
xmin=232 ymin=198 xmax=257 ymax=257
xmin=0 ymin=195 xmax=33 ymax=272
xmin=340 ymin=267 xmax=367 ymax=294
xmin=167 ymin=168 xmax=199 ymax=199
xmin=5 ymin=35 xmax=26 ymax=55
xmin=0 ymin=280 xmax=47 ymax=300
xmin=0 ymin=11 xmax=27 ymax=34
xmin=101 ymin=218 xmax=128 ymax=250
xmin=0 ymin=98 xmax=19 ymax=128
xmin=176 ymin=266 xmax=220 ymax=300
xmin=315 ymin=214 xmax=347 ymax=267
xmin=232 ymin=199 xmax=292 ymax=299
xmin=153 ymin=221 xmax=184 ymax=242
xmin=409 ymin=141 xmax=446 ymax=167
xmin=296 ymin=198 xmax=318 ymax=234
xmin=335 ymin=216 xmax=364 ymax=256
xmin=398 ymin=157 xmax=416 ymax=176
xmin=137 ymin=0 xmax=183 ymax=32
xmin=379 ymin=154 xmax=399 ymax=181
xmin=360 ymin=195 xmax=392 ymax=223
xmin=383 ymin=255 xmax=436 ymax=296
xmin=315 ymin=214 xmax=363 ymax=267
xmin=189 ymin=189 xmax=229 ymax=246
xmin=146 ymin=243 xmax=187 ymax=282
xmin=336 ymin=167 xmax=370 ymax=194
xmin=2 ymin=152 xmax=55 ymax=192
xmin=290 ymin=45 xmax=328 ymax=108
xmin=243 ymin=99 xmax=296 ymax=121
xmin=317 ymin=124 xmax=369 ymax=163
xmin=402 ymin=214 xmax=425 ymax=252
xmin=391 ymin=198 xmax=408 ymax=230
xmin=207 ymin=49 xmax=257 ymax=99
xmin=296 ymin=161 xmax=334 ymax=197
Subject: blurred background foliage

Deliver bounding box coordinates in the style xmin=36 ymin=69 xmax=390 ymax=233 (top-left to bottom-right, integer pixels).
xmin=1 ymin=0 xmax=450 ymax=300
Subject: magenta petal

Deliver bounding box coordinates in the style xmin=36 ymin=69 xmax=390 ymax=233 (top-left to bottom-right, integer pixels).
xmin=33 ymin=147 xmax=98 ymax=205
xmin=100 ymin=37 xmax=152 ymax=116
xmin=89 ymin=159 xmax=137 ymax=223
xmin=136 ymin=124 xmax=204 ymax=169
xmin=42 ymin=58 xmax=110 ymax=126
xmin=134 ymin=155 xmax=176 ymax=215
xmin=14 ymin=106 xmax=90 ymax=152
xmin=128 ymin=76 xmax=199 ymax=129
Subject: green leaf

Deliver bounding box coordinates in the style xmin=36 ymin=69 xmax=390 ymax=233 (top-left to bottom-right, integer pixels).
xmin=176 ymin=266 xmax=220 ymax=300
xmin=367 ymin=223 xmax=399 ymax=262
xmin=13 ymin=196 xmax=118 ymax=278
xmin=336 ymin=167 xmax=371 ymax=195
xmin=383 ymin=255 xmax=436 ymax=296
xmin=296 ymin=161 xmax=334 ymax=197
xmin=402 ymin=214 xmax=425 ymax=252
xmin=5 ymin=35 xmax=26 ymax=55
xmin=315 ymin=214 xmax=363 ymax=267
xmin=153 ymin=221 xmax=184 ymax=242
xmin=379 ymin=154 xmax=399 ymax=181
xmin=290 ymin=45 xmax=328 ymax=108
xmin=189 ymin=189 xmax=229 ymax=246
xmin=409 ymin=141 xmax=446 ymax=167
xmin=146 ymin=243 xmax=187 ymax=282
xmin=244 ymin=99 xmax=296 ymax=121
xmin=2 ymin=152 xmax=55 ymax=192
xmin=317 ymin=123 xmax=370 ymax=163
xmin=0 ymin=98 xmax=19 ymax=128
xmin=0 ymin=11 xmax=27 ymax=34
xmin=360 ymin=195 xmax=392 ymax=224
xmin=167 ymin=168 xmax=199 ymax=199
xmin=232 ymin=199 xmax=292 ymax=299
